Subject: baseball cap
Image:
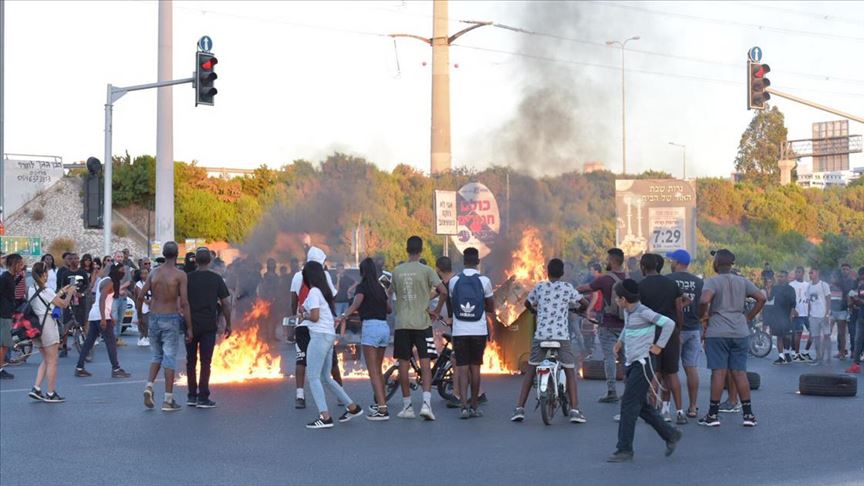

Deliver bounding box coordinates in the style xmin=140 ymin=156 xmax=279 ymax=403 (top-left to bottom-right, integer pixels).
xmin=666 ymin=249 xmax=691 ymax=266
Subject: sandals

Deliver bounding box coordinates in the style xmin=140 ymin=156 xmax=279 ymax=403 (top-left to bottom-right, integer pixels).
xmin=686 ymin=408 xmax=699 ymax=418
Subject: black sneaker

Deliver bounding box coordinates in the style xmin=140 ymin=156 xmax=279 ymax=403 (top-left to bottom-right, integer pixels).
xmin=59 ymin=348 xmax=68 ymax=358
xmin=0 ymin=369 xmax=14 ymax=379
xmin=446 ymin=397 xmax=461 ymax=409
xmin=111 ymin=368 xmax=131 ymax=378
xmin=665 ymin=428 xmax=683 ymax=457
xmin=742 ymin=414 xmax=758 ymax=427
xmin=469 ymin=407 xmax=484 ymax=418
xmin=784 ymin=354 xmax=793 ymax=363
xmin=28 ymin=387 xmax=46 ymax=401
xmin=43 ymin=391 xmax=66 ymax=403
xmin=187 ymin=396 xmax=199 ymax=406
xmin=697 ymin=414 xmax=720 ymax=427
xmin=800 ymin=353 xmax=814 ymax=362
xmin=598 ymin=390 xmax=619 ymax=403
xmin=607 ymin=451 xmax=634 ymax=463
xmin=144 ymin=386 xmax=155 ymax=409
xmin=477 ymin=392 xmax=488 ymax=404
xmin=295 ymin=397 xmax=306 ymax=409
xmin=196 ymin=399 xmax=217 ymax=409
xmin=338 ymin=405 xmax=362 ymax=423
xmin=772 ymin=356 xmax=788 ymax=365
xmin=74 ymin=367 xmax=91 ymax=377
xmin=366 ymin=407 xmax=390 ymax=421
xmin=306 ymin=415 xmax=334 ymax=429
xmin=510 ymin=407 xmax=525 ymax=422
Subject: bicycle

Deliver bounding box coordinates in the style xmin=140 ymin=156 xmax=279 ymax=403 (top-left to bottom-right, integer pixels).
xmin=535 ymin=340 xmax=569 ymax=426
xmin=61 ymin=305 xmax=93 ymax=362
xmin=382 ymin=332 xmax=455 ymax=403
xmin=8 ymin=327 xmax=34 ymax=365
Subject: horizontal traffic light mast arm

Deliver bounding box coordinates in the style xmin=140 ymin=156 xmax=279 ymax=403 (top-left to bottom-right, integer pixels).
xmin=766 ymin=87 xmax=864 ymax=124
xmin=108 ymin=76 xmax=195 ymax=103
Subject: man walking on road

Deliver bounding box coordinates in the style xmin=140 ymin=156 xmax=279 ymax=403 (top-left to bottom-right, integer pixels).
xmin=183 ymin=248 xmax=232 ymax=408
xmin=139 ymin=242 xmax=193 ymax=412
xmin=578 ymin=248 xmax=627 ymax=403
xmin=698 ymin=250 xmax=765 ymax=428
xmin=390 ymin=236 xmax=448 ymax=421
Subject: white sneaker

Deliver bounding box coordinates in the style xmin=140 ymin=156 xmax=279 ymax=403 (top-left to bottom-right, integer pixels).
xmin=141 ymin=337 xmax=150 ymax=346
xmin=397 ymin=406 xmax=416 ymax=419
xmin=613 ymin=414 xmax=621 ymax=422
xmin=419 ymin=402 xmax=436 ymax=421
xmin=137 ymin=337 xmax=146 ymax=347
xmin=662 ymin=410 xmax=673 ymax=422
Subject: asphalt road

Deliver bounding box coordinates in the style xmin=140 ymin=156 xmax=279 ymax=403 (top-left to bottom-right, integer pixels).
xmin=1 ymin=333 xmax=861 ymax=486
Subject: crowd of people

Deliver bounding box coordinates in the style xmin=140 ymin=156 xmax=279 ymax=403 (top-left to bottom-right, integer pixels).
xmin=2 ymin=237 xmax=863 ymax=460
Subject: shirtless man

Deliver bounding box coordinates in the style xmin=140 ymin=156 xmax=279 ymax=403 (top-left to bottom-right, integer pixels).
xmin=138 ymin=242 xmax=193 ymax=412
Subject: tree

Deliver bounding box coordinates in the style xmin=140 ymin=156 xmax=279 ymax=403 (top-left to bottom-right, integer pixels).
xmin=734 ymin=106 xmax=788 ymax=186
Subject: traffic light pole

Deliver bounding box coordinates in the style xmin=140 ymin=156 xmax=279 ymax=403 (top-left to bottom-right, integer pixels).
xmin=765 ymin=87 xmax=864 ymax=124
xmin=102 ymin=76 xmax=193 ymax=255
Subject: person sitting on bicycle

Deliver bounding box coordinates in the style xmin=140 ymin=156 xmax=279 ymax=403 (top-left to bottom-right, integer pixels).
xmin=511 ymin=258 xmax=588 ymax=424
xmin=607 ymin=279 xmax=682 ymax=463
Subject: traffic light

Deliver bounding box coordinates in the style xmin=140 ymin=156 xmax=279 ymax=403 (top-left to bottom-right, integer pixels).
xmin=196 ymin=51 xmax=218 ymax=106
xmin=748 ymin=61 xmax=771 ymax=110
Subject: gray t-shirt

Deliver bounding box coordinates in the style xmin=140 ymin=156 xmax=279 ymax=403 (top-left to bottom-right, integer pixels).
xmin=703 ymin=273 xmax=759 ymax=339
xmin=619 ymin=304 xmax=674 ymax=366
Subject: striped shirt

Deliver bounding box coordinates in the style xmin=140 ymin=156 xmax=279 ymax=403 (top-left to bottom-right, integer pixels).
xmin=618 ymin=303 xmax=674 ymax=366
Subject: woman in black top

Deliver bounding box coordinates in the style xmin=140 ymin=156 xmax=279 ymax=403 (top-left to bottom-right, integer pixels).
xmin=336 ymin=258 xmax=391 ymax=419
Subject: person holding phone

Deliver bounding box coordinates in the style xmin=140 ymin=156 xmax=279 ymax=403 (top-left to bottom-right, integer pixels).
xmin=28 ymin=262 xmax=75 ymax=402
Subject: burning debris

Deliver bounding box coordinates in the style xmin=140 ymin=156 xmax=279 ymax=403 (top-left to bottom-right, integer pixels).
xmin=494 ymin=227 xmax=547 ymax=326
xmin=179 ymin=300 xmax=283 ymax=385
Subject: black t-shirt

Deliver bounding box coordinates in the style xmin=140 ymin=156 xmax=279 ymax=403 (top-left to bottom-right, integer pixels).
xmin=0 ymin=272 xmax=16 ymax=319
xmin=639 ymin=274 xmax=682 ymax=322
xmin=667 ymin=271 xmax=703 ymax=331
xmin=763 ymin=283 xmax=796 ymax=328
xmin=188 ymin=270 xmax=230 ymax=333
xmin=57 ymin=267 xmax=90 ymax=295
xmin=355 ymin=280 xmax=388 ymax=321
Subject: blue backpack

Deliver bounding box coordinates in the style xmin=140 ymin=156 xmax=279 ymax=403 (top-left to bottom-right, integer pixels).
xmin=451 ymin=272 xmax=485 ymax=322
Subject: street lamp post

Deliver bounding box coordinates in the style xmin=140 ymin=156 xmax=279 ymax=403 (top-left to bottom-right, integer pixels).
xmin=606 ymin=36 xmax=640 ymax=175
xmin=669 ymin=142 xmax=686 ymax=180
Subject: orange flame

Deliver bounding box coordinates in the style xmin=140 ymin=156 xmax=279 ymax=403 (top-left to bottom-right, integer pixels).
xmin=178 ymin=300 xmax=283 ymax=385
xmin=497 ymin=227 xmax=546 ymax=326
xmin=481 ymin=340 xmax=515 ymax=375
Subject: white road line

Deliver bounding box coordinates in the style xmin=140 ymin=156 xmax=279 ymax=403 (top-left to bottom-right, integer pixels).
xmin=0 ymin=379 xmax=171 ymax=393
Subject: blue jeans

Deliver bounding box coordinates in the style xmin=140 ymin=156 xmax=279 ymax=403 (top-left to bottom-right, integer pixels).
xmin=307 ymin=331 xmax=353 ymax=414
xmin=111 ymin=296 xmax=125 ymax=336
xmin=599 ymin=327 xmax=622 ymax=393
xmin=852 ymin=314 xmax=864 ymax=365
xmin=77 ymin=320 xmax=120 ymax=370
xmin=150 ymin=314 xmax=181 ymax=370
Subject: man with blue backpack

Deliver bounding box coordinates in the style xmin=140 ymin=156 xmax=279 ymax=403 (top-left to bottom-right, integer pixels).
xmin=448 ymin=247 xmax=495 ymax=419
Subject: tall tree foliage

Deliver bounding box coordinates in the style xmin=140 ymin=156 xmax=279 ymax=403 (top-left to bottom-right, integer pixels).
xmin=734 ymin=106 xmax=788 ymax=186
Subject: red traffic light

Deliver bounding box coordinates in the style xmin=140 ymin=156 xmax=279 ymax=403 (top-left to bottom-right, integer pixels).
xmin=752 ymin=63 xmax=770 ymax=78
xmin=201 ymin=57 xmax=218 ymax=70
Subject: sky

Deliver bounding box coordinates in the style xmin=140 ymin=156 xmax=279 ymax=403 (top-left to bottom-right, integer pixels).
xmin=4 ymin=0 xmax=864 ymax=178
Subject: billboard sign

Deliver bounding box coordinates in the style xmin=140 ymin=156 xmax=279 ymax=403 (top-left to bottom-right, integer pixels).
xmin=2 ymin=157 xmax=64 ymax=215
xmin=450 ymin=182 xmax=500 ymax=259
xmin=615 ymin=179 xmax=696 ymax=258
xmin=433 ymin=190 xmax=458 ymax=235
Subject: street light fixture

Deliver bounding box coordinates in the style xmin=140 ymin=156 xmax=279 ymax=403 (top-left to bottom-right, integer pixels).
xmin=668 ymin=141 xmax=686 ymax=180
xmin=607 ymin=36 xmax=640 ymax=175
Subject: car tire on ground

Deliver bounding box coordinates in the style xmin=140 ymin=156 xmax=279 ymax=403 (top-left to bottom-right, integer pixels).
xmin=798 ymin=373 xmax=857 ymax=397
xmin=722 ymin=371 xmax=761 ymax=390
xmin=580 ymin=359 xmax=624 ymax=381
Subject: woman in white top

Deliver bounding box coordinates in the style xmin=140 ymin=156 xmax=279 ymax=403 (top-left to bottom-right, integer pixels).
xmin=28 ymin=261 xmax=75 ymax=403
xmin=41 ymin=254 xmax=58 ymax=292
xmin=134 ymin=268 xmax=151 ymax=347
xmin=301 ymin=261 xmax=361 ymax=429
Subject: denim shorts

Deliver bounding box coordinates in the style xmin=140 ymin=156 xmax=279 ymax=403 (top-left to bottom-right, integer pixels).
xmin=680 ymin=329 xmax=702 ymax=368
xmin=150 ymin=313 xmax=181 ymax=369
xmin=361 ymin=319 xmax=390 ymax=348
xmin=793 ymin=316 xmax=809 ymax=332
xmin=705 ymin=337 xmax=748 ymax=371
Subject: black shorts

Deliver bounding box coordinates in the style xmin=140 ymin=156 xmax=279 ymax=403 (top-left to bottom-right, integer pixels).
xmin=294 ymin=326 xmax=337 ymax=367
xmin=658 ymin=327 xmax=681 ymax=374
xmin=393 ymin=327 xmax=437 ymax=361
xmin=453 ymin=335 xmax=487 ymax=366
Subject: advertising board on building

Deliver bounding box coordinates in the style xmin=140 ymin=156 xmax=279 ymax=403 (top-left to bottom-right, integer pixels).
xmin=450 ymin=182 xmax=500 ymax=259
xmin=615 ymin=179 xmax=697 ymax=258
xmin=433 ymin=190 xmax=458 ymax=235
xmin=2 ymin=157 xmax=64 ymax=215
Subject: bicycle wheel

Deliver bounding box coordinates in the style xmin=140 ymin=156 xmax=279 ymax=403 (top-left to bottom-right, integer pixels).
xmin=73 ymin=327 xmax=94 ymax=362
xmin=539 ymin=377 xmax=557 ymax=426
xmin=558 ymin=383 xmax=569 ymax=420
xmin=9 ymin=341 xmax=33 ymax=364
xmin=436 ymin=367 xmax=456 ymax=403
xmin=382 ymin=365 xmax=401 ymax=402
xmin=750 ymin=330 xmax=772 ymax=358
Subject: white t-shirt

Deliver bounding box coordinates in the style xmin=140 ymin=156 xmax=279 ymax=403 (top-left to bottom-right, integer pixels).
xmin=46 ymin=269 xmax=57 ymax=292
xmin=28 ymin=287 xmax=56 ymax=326
xmin=806 ymin=280 xmax=831 ymax=318
xmin=302 ymin=287 xmax=336 ymax=335
xmin=290 ymin=272 xmax=336 ymax=295
xmin=448 ymin=269 xmax=494 ymax=337
xmin=135 ymin=280 xmax=150 ymax=314
xmin=789 ymin=280 xmax=810 ymax=317
xmin=88 ymin=277 xmax=114 ymax=322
